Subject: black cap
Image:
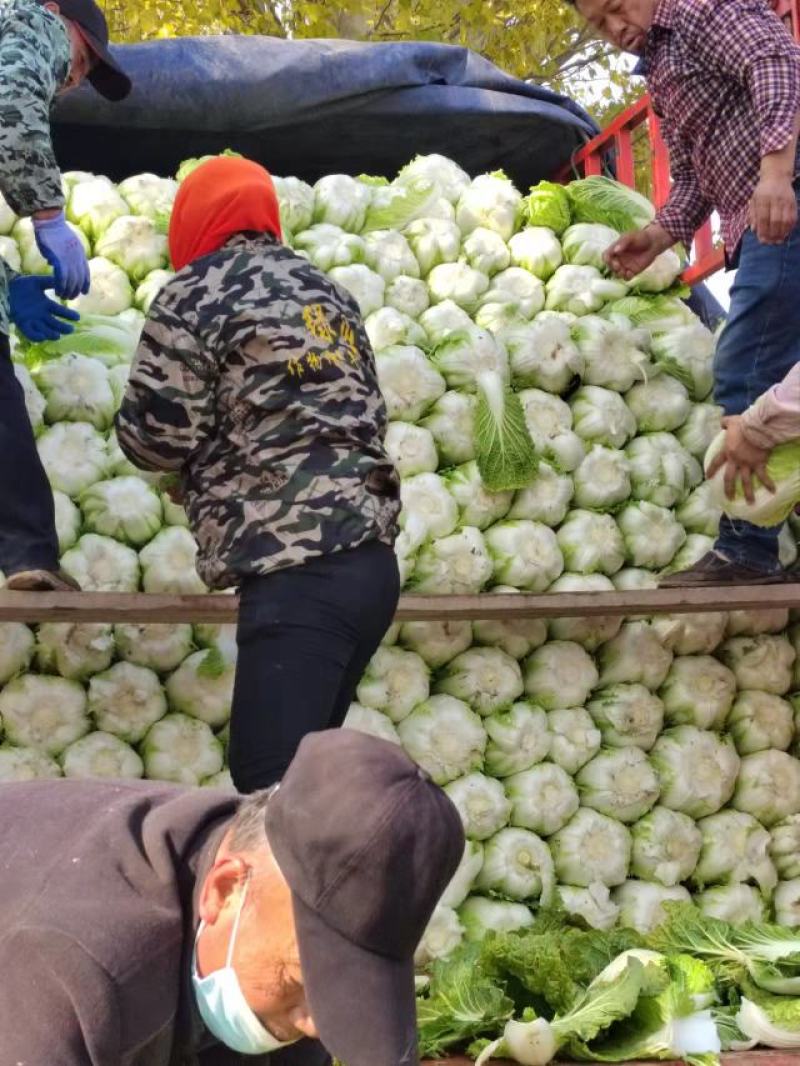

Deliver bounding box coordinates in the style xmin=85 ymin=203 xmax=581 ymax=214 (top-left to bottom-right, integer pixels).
xmin=47 ymin=0 xmax=132 ymax=101
xmin=265 ymin=730 xmax=464 ymax=1066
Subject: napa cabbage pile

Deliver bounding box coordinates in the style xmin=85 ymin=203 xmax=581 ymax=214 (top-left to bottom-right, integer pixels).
xmin=2 ymin=156 xmax=800 ymax=991
xmin=4 ymin=157 xmax=716 ymax=599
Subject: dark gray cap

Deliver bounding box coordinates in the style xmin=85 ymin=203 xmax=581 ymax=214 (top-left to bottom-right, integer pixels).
xmin=40 ymin=0 xmax=132 ymax=100
xmin=265 ymin=729 xmax=464 ymax=1066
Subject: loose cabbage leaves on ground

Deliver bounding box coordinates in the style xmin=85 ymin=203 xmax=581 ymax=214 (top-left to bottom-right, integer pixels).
xmin=469 ymin=948 xmax=721 ymax=1065
xmin=416 ymin=906 xmax=645 ymax=1058
xmin=563 ymin=953 xmax=721 ymax=1064
xmin=479 ymin=915 xmax=645 ymax=1016
xmin=733 ymin=974 xmax=800 ymax=1048
xmin=414 ymin=904 xmax=800 ymax=1063
xmin=650 ymin=901 xmax=800 ymax=995
xmin=417 ymin=943 xmax=514 ymax=1059
xmin=476 ymin=955 xmax=649 ymax=1066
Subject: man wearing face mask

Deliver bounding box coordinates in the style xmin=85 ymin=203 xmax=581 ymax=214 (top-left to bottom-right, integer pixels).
xmin=0 ymin=729 xmax=465 ymax=1066
xmin=0 ymin=0 xmax=130 ymax=593
xmin=568 ymin=0 xmax=800 ymax=587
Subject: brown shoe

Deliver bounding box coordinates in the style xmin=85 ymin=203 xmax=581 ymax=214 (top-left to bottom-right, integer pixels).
xmin=5 ymin=568 xmax=81 ymax=592
xmin=659 ymin=551 xmax=788 ymax=588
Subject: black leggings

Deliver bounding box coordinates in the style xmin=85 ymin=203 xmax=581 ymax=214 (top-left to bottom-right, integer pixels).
xmin=0 ymin=333 xmax=59 ymax=575
xmin=229 ymin=540 xmax=400 ymax=792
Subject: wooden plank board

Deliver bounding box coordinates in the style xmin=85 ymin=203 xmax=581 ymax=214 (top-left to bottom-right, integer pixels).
xmin=0 ymin=584 xmax=797 ymax=624
xmin=424 ymin=1054 xmax=797 ymax=1066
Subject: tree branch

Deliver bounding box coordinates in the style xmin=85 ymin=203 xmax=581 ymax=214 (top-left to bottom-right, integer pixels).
xmin=259 ymin=0 xmax=288 ymax=34
xmin=523 ymin=44 xmax=610 ymax=84
xmin=374 ymin=24 xmax=445 ymax=36
xmin=561 ymin=44 xmax=612 ymax=71
xmin=371 ymin=0 xmax=396 ymax=35
xmin=545 ymin=26 xmax=602 ymax=69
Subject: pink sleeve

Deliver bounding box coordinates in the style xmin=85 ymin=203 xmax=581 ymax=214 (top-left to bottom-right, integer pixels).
xmin=739 ymin=362 xmax=800 ymax=448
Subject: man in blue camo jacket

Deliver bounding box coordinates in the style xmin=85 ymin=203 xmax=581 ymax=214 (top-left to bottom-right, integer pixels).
xmin=0 ymin=0 xmax=130 ymax=592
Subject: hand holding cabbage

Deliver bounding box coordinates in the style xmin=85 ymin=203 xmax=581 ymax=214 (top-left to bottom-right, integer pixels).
xmin=706 ymin=416 xmax=775 ymax=505
xmin=604 ymin=223 xmax=675 ymax=282
xmin=705 ymin=364 xmax=800 ymax=520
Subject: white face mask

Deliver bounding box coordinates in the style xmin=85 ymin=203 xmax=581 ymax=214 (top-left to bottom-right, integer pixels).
xmin=192 ymin=875 xmax=298 ymax=1055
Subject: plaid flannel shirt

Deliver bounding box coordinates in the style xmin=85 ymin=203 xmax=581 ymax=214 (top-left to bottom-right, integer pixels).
xmin=639 ymin=0 xmax=800 ymax=254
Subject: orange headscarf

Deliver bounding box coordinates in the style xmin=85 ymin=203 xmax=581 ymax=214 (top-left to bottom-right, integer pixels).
xmin=169 ymin=156 xmax=283 ymax=272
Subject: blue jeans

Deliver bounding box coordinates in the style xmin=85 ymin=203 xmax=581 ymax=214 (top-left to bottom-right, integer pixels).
xmin=712 ymin=203 xmax=800 ymax=571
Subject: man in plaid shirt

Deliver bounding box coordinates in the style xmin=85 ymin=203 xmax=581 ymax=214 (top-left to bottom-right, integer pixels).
xmin=570 ymin=0 xmax=800 ymax=586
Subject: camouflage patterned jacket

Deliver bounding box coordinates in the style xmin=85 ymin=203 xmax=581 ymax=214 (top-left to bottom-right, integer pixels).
xmin=116 ymin=233 xmax=401 ymax=590
xmin=0 ymin=0 xmax=69 ymax=335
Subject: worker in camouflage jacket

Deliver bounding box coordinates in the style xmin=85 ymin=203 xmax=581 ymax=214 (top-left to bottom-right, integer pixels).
xmin=0 ymin=0 xmax=130 ymax=592
xmin=117 ymin=156 xmax=401 ymax=792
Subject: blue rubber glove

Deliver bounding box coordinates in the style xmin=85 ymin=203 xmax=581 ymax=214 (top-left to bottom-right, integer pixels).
xmin=32 ymin=211 xmax=90 ymax=299
xmin=9 ymin=276 xmax=80 ymax=342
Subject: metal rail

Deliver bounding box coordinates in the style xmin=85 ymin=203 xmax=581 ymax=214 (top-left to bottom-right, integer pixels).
xmin=0 ymin=585 xmax=796 ymax=624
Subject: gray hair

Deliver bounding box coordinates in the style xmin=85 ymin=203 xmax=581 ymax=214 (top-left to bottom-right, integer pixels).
xmin=228 ymin=787 xmax=277 ymax=852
